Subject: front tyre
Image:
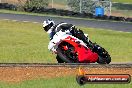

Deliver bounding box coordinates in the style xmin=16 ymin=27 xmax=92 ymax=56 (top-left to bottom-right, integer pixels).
xmin=56 ymin=42 xmax=79 ymax=63
xmin=56 ymin=55 xmax=64 ymax=63
xmin=56 ymin=48 xmax=73 ymax=63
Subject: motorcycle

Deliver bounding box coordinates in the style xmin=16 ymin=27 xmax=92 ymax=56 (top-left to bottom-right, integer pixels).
xmin=49 ymin=29 xmax=111 ymax=64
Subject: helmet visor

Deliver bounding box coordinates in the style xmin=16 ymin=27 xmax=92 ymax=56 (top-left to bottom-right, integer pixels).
xmin=44 ymin=22 xmax=54 ymax=32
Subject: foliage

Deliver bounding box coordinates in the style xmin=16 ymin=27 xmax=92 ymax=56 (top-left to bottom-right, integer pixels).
xmin=24 ymin=0 xmax=49 ymax=8
xmin=67 ymin=0 xmax=110 ymax=13
xmin=67 ymin=0 xmax=94 ymax=13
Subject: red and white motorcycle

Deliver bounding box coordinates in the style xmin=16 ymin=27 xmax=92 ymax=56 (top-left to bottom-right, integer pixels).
xmin=48 ymin=30 xmax=111 ymax=64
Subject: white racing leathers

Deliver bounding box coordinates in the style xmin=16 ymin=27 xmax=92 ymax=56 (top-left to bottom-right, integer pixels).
xmin=48 ymin=30 xmax=71 ymax=53
xmin=48 ymin=30 xmax=89 ymax=53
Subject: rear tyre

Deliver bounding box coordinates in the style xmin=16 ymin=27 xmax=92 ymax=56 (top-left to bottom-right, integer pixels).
xmin=92 ymin=44 xmax=111 ymax=64
xmin=97 ymin=55 xmax=111 ymax=64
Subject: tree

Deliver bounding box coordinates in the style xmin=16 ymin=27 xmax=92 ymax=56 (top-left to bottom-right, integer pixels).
xmin=67 ymin=0 xmax=110 ymax=14
xmin=25 ymin=0 xmax=49 ymax=8
xmin=67 ymin=0 xmax=95 ymax=13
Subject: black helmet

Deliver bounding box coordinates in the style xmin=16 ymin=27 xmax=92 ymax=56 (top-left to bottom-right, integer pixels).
xmin=43 ymin=19 xmax=55 ymax=32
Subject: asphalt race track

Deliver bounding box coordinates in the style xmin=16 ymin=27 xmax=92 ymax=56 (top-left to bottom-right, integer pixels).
xmin=0 ymin=13 xmax=132 ymax=32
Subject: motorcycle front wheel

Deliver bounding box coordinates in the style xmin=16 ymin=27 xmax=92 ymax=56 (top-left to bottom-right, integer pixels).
xmin=56 ymin=41 xmax=79 ymax=63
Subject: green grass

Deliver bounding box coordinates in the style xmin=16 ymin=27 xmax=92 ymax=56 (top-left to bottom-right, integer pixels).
xmin=0 ymin=76 xmax=131 ymax=88
xmin=112 ymin=0 xmax=132 ymax=4
xmin=112 ymin=9 xmax=132 ymax=17
xmin=0 ymin=20 xmax=56 ymax=63
xmin=0 ymin=20 xmax=132 ymax=63
xmin=121 ymin=10 xmax=132 ymax=17
xmin=112 ymin=3 xmax=132 ymax=17
xmin=81 ymin=27 xmax=132 ymax=62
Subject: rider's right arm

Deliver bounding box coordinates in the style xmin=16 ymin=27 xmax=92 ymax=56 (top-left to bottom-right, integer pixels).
xmin=48 ymin=41 xmax=58 ymax=54
xmin=48 ymin=40 xmax=54 ymax=50
xmin=49 ymin=31 xmax=56 ymax=40
xmin=48 ymin=33 xmax=61 ymax=52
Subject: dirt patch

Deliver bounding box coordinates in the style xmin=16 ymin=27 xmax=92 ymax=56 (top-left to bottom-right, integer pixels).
xmin=111 ymin=11 xmax=129 ymax=18
xmin=0 ymin=67 xmax=77 ymax=83
xmin=0 ymin=66 xmax=131 ymax=83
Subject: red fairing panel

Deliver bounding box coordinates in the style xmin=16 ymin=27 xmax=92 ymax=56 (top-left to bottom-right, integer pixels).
xmin=76 ymin=46 xmax=98 ymax=63
xmin=64 ymin=36 xmax=98 ymax=63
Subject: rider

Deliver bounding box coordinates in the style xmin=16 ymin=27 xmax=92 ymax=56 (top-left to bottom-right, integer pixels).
xmin=43 ymin=19 xmax=89 ymax=48
xmin=43 ymin=19 xmax=90 ymax=62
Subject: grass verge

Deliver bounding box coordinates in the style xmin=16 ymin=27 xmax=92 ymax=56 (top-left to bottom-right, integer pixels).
xmin=0 ymin=20 xmax=132 ymax=63
xmin=0 ymin=76 xmax=131 ymax=88
xmin=0 ymin=20 xmax=56 ymax=63
xmin=113 ymin=0 xmax=132 ymax=4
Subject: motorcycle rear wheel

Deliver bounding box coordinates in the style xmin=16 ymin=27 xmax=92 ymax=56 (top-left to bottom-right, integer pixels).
xmin=97 ymin=54 xmax=111 ymax=64
xmin=93 ymin=44 xmax=111 ymax=64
